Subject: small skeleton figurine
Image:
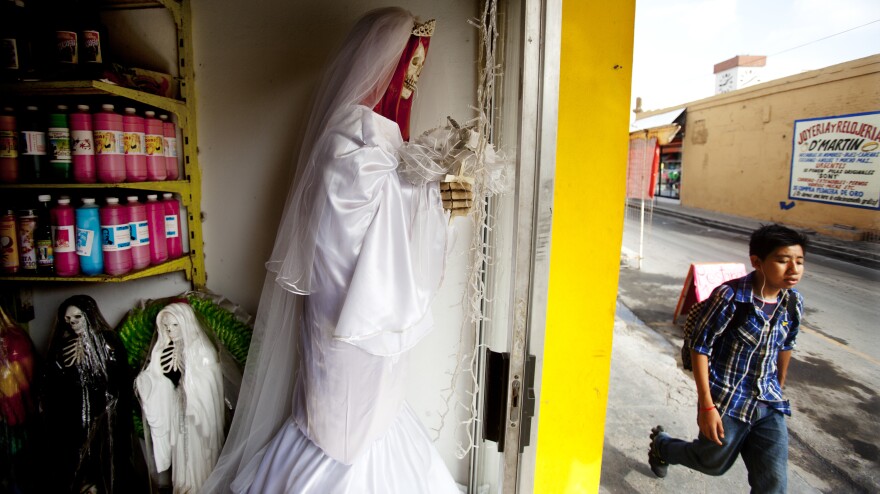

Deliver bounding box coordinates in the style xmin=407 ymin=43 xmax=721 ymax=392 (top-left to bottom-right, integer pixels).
xmin=43 ymin=295 xmax=134 ymax=493
xmin=136 ymin=302 xmax=225 ymax=494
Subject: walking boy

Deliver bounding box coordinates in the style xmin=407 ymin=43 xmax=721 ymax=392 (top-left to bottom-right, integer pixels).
xmin=648 ymin=224 xmax=807 ymax=493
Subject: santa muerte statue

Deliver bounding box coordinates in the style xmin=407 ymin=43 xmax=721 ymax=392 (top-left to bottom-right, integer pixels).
xmin=136 ymin=302 xmax=226 ymax=494
xmin=203 ymin=7 xmax=465 ymax=493
xmin=42 ymin=295 xmax=135 ymax=493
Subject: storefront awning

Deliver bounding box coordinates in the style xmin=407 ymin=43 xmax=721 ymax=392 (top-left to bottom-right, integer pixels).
xmin=630 ymin=107 xmax=685 ymax=145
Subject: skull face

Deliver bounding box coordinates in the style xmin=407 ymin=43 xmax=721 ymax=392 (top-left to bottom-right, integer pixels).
xmin=401 ymin=42 xmax=426 ymax=100
xmin=160 ymin=312 xmax=183 ymax=344
xmin=64 ymin=305 xmax=88 ymax=335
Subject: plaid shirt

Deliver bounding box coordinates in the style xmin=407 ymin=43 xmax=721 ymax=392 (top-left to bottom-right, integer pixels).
xmin=690 ymin=272 xmax=803 ymax=423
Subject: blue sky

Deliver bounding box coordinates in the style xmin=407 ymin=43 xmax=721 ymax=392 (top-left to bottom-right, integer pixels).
xmin=630 ymin=0 xmax=880 ymax=114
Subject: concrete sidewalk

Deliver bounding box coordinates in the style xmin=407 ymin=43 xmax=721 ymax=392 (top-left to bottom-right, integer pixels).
xmin=648 ymin=199 xmax=880 ymax=269
xmin=599 ymin=303 xmax=819 ymax=493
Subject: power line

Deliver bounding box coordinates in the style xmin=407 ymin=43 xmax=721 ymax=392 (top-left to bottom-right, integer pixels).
xmin=634 ymin=17 xmax=880 ymax=92
xmin=768 ymin=18 xmax=880 ymax=58
xmin=707 ymin=18 xmax=880 ymax=69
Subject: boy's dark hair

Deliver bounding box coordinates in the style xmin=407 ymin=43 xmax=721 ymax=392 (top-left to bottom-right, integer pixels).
xmin=749 ymin=223 xmax=809 ymax=260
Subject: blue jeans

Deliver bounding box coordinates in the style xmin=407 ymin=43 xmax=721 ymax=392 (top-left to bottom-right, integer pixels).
xmin=656 ymin=406 xmax=788 ymax=493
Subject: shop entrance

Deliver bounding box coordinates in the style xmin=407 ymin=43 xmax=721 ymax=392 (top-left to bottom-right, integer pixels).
xmin=657 ymin=146 xmax=682 ymax=199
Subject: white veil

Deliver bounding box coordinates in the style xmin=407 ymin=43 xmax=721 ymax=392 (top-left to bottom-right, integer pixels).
xmin=202 ymin=8 xmax=417 ymax=492
xmin=268 ymin=7 xmax=416 ymax=294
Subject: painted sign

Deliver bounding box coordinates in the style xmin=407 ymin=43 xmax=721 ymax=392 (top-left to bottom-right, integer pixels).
xmin=673 ymin=262 xmax=747 ymax=324
xmin=789 ymin=110 xmax=880 ymax=210
xmin=626 ymin=136 xmax=658 ymax=199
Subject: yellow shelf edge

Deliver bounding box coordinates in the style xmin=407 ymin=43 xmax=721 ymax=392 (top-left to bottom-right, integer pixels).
xmin=0 ymin=180 xmax=190 ymax=194
xmin=100 ymin=0 xmax=180 ymax=22
xmin=92 ymin=80 xmax=189 ymax=124
xmin=0 ymin=256 xmax=191 ymax=283
xmin=0 ymin=80 xmax=189 ymax=124
xmin=102 ymin=0 xmax=165 ymax=9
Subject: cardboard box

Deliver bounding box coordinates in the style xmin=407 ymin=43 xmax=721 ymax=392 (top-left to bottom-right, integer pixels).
xmin=104 ymin=64 xmax=177 ymax=99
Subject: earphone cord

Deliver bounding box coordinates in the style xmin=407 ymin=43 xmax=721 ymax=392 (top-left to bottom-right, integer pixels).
xmin=720 ymin=279 xmax=785 ymax=414
xmin=756 ymin=276 xmax=767 ymax=311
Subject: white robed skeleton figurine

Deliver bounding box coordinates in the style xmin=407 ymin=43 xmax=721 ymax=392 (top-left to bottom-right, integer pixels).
xmin=136 ymin=302 xmax=225 ymax=493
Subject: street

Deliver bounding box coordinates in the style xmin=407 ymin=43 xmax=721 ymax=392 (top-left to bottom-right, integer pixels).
xmin=604 ymin=211 xmax=880 ymax=493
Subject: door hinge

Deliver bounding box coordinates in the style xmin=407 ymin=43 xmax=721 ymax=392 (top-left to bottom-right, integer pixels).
xmin=519 ymin=353 xmax=537 ymax=453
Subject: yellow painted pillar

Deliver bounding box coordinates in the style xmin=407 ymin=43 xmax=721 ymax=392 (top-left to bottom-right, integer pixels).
xmin=533 ymin=1 xmax=635 ymax=492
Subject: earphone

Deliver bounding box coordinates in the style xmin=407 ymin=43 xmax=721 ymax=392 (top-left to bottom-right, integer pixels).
xmin=756 ymin=276 xmax=767 ymax=311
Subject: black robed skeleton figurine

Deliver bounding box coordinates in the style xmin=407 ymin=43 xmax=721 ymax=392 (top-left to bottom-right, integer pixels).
xmin=42 ymin=295 xmax=135 ymax=493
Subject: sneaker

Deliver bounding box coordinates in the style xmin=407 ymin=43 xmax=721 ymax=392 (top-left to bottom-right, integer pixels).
xmin=648 ymin=425 xmax=669 ymax=478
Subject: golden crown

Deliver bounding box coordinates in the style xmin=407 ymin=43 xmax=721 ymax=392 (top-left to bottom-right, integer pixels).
xmin=412 ymin=19 xmax=436 ymax=37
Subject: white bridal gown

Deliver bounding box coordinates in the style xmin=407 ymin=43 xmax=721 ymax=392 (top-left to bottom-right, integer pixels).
xmin=231 ymin=105 xmax=460 ymax=493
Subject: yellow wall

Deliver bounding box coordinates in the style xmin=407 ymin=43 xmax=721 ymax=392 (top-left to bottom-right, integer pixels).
xmin=534 ymin=1 xmax=635 ymax=492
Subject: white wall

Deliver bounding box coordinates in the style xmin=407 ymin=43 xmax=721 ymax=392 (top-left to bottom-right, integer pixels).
xmin=194 ymin=0 xmax=478 ymax=308
xmin=193 ymin=0 xmax=480 ymax=483
xmin=29 ymin=274 xmax=191 ymax=351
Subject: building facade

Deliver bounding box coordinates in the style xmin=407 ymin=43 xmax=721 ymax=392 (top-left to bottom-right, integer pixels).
xmin=637 ymin=54 xmax=880 ymax=240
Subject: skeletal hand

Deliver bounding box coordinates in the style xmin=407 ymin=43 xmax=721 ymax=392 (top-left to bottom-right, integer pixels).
xmin=441 ymin=175 xmax=474 ymax=217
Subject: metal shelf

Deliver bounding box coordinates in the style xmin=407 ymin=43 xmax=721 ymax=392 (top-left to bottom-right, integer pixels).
xmin=0 ymin=256 xmax=192 ymax=283
xmin=1 ymin=0 xmax=204 ymax=290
